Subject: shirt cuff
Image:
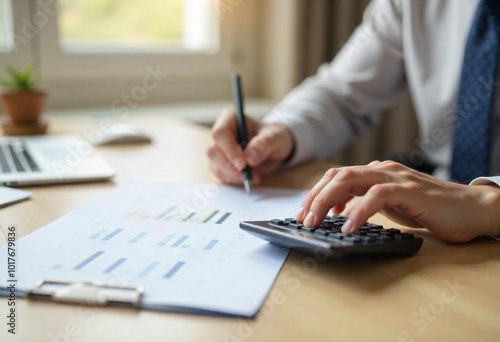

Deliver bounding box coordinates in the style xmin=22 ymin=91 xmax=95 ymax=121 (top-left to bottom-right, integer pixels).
xmin=469 ymin=176 xmax=500 ymax=242
xmin=469 ymin=176 xmax=500 ymax=187
xmin=263 ymin=110 xmax=316 ymax=168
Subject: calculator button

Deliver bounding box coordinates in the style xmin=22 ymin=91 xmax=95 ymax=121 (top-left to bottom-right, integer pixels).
xmin=377 ymin=235 xmax=395 ymax=241
xmin=365 ymin=223 xmax=383 ymax=229
xmin=285 ymin=218 xmax=297 ymax=223
xmin=315 ymin=229 xmax=330 ymax=236
xmin=288 ymin=223 xmax=303 ymax=229
xmin=344 ymin=236 xmax=362 ymax=243
xmin=271 ymin=219 xmax=285 ymax=225
xmin=361 ymin=235 xmax=376 ymax=243
xmin=400 ymin=233 xmax=414 ymax=240
xmin=328 ymin=232 xmax=344 ymax=240
xmin=386 ymin=228 xmax=401 ymax=234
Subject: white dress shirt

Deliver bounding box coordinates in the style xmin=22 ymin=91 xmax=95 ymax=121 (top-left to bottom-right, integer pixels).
xmin=264 ymin=0 xmax=500 ymax=183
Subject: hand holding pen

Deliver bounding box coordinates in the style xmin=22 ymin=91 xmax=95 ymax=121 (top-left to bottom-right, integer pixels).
xmin=207 ymin=74 xmax=295 ymax=191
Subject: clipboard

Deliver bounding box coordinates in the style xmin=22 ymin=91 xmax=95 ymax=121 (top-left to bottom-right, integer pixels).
xmin=26 ymin=280 xmax=144 ymax=308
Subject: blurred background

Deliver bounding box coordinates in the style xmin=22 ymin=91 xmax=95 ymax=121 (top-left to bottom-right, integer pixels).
xmin=0 ymin=0 xmax=419 ymax=165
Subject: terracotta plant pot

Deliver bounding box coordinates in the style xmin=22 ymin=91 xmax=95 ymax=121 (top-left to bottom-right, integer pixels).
xmin=0 ymin=88 xmax=49 ymax=135
xmin=0 ymin=88 xmax=47 ymax=123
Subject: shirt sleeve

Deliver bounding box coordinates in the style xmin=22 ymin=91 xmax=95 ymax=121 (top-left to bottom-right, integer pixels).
xmin=264 ymin=0 xmax=407 ymax=167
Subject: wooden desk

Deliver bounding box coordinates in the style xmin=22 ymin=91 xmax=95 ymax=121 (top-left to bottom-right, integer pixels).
xmin=1 ymin=113 xmax=499 ymax=342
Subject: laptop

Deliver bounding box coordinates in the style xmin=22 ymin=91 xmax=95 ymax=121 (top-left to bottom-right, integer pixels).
xmin=0 ymin=135 xmax=115 ymax=186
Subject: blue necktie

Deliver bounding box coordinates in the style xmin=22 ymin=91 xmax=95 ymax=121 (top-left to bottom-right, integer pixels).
xmin=451 ymin=0 xmax=500 ymax=183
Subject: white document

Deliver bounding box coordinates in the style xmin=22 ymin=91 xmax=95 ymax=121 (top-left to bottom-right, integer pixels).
xmin=0 ymin=186 xmax=31 ymax=208
xmin=0 ymin=181 xmax=308 ymax=317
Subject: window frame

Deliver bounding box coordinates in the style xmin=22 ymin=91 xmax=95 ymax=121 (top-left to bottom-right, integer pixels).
xmin=37 ymin=0 xmax=233 ymax=90
xmin=0 ymin=0 xmax=35 ymax=74
xmin=1 ymin=0 xmax=260 ymax=108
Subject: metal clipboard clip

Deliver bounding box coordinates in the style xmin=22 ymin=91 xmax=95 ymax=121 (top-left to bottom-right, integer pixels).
xmin=26 ymin=280 xmax=144 ymax=308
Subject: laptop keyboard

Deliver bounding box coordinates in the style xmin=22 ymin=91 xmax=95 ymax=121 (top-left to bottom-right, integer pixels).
xmin=0 ymin=142 xmax=41 ymax=173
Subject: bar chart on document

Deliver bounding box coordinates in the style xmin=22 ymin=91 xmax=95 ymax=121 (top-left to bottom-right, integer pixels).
xmin=8 ymin=181 xmax=308 ymax=316
xmin=111 ymin=181 xmax=288 ymax=226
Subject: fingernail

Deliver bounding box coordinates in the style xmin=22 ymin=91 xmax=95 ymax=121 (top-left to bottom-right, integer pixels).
xmin=232 ymin=156 xmax=245 ymax=170
xmin=304 ymin=212 xmax=315 ymax=227
xmin=341 ymin=219 xmax=353 ymax=234
xmin=295 ymin=207 xmax=305 ymax=221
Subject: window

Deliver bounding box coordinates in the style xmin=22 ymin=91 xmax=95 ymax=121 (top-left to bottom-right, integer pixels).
xmin=0 ymin=0 xmax=13 ymax=52
xmin=59 ymin=0 xmax=217 ymax=53
xmin=0 ymin=0 xmax=255 ymax=108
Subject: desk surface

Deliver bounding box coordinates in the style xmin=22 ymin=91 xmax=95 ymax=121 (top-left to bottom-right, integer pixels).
xmin=1 ymin=113 xmax=499 ymax=342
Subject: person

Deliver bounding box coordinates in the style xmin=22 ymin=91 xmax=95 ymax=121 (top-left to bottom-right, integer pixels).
xmin=207 ymin=0 xmax=500 ymax=243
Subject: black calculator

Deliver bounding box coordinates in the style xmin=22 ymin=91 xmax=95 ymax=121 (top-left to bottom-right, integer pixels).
xmin=240 ymin=215 xmax=423 ymax=258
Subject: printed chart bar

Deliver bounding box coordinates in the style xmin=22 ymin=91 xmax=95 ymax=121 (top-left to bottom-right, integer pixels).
xmin=216 ymin=213 xmax=231 ymax=224
xmin=74 ymin=251 xmax=104 ymax=270
xmin=167 ymin=212 xmax=180 ymax=221
xmin=158 ymin=234 xmax=175 ymax=246
xmin=164 ymin=261 xmax=186 ymax=279
xmin=129 ymin=232 xmax=147 ymax=243
xmin=204 ymin=240 xmax=219 ymax=251
xmin=181 ymin=212 xmax=195 ymax=222
xmin=139 ymin=261 xmax=160 ymax=277
xmin=200 ymin=210 xmax=219 ymax=223
xmin=126 ymin=210 xmax=138 ymax=218
xmin=171 ymin=236 xmax=188 ymax=247
xmin=155 ymin=206 xmax=177 ymax=220
xmin=89 ymin=229 xmax=107 ymax=239
xmin=102 ymin=229 xmax=123 ymax=241
xmin=104 ymin=258 xmax=127 ymax=273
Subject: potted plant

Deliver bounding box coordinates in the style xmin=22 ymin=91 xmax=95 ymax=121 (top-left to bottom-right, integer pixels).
xmin=0 ymin=66 xmax=48 ymax=135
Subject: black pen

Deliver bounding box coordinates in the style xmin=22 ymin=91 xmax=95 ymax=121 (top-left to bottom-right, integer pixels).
xmin=231 ymin=74 xmax=252 ymax=194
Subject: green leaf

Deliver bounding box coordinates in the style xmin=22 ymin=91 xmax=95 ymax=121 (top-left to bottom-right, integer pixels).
xmin=0 ymin=79 xmax=17 ymax=89
xmin=2 ymin=65 xmax=41 ymax=90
